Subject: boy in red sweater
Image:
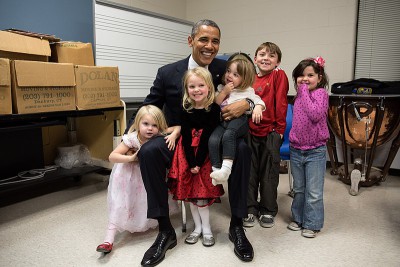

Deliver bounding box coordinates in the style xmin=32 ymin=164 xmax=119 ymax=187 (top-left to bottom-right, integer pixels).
xmin=244 ymin=42 xmax=289 ymax=228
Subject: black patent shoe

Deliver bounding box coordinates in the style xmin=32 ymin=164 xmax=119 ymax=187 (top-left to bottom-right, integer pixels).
xmin=229 ymin=226 xmax=254 ymax=262
xmin=141 ymin=230 xmax=177 ymax=266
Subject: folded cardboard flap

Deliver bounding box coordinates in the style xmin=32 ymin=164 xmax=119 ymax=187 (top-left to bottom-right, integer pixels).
xmin=51 ymin=42 xmax=94 ymax=66
xmin=5 ymin=28 xmax=60 ymax=42
xmin=0 ymin=58 xmax=11 ymax=86
xmin=0 ymin=31 xmax=51 ymax=58
xmin=14 ymin=60 xmax=75 ymax=87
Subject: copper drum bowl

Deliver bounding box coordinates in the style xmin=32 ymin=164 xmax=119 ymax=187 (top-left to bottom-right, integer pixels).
xmin=328 ymin=95 xmax=400 ymax=149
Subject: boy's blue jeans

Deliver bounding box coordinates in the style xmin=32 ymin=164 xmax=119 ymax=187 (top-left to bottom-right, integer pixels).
xmin=290 ymin=145 xmax=326 ymax=230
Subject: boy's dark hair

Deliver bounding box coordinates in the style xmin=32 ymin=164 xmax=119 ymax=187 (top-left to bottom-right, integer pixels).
xmin=292 ymin=58 xmax=329 ymax=90
xmin=255 ymin=42 xmax=282 ymax=63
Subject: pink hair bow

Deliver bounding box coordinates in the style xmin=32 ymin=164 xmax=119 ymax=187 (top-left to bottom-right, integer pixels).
xmin=313 ymin=56 xmax=325 ymax=68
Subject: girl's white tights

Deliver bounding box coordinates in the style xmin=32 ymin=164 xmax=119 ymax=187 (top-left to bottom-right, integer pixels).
xmin=189 ymin=200 xmax=212 ymax=236
xmin=189 ymin=202 xmax=202 ymax=234
xmin=104 ymin=223 xmax=117 ymax=244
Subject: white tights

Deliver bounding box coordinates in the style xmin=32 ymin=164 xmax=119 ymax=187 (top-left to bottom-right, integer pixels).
xmin=189 ymin=200 xmax=212 ymax=236
xmin=104 ymin=223 xmax=117 ymax=244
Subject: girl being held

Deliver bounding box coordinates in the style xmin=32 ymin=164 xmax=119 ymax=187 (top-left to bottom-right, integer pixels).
xmin=287 ymin=57 xmax=329 ymax=238
xmin=209 ymin=56 xmax=265 ymax=185
xmin=96 ymin=105 xmax=180 ymax=253
xmin=167 ymin=67 xmax=224 ymax=247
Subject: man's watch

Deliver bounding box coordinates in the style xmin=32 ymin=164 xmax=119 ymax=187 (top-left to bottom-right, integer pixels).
xmin=245 ymin=98 xmax=255 ymax=115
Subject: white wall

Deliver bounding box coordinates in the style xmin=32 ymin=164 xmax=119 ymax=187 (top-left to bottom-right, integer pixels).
xmin=109 ymin=0 xmax=187 ymax=20
xmin=186 ymin=0 xmax=358 ymax=95
xmin=108 ymin=0 xmax=358 ymax=94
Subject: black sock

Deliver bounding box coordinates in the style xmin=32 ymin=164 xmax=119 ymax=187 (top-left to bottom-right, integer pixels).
xmin=230 ymin=215 xmax=243 ymax=228
xmin=157 ymin=216 xmax=173 ymax=232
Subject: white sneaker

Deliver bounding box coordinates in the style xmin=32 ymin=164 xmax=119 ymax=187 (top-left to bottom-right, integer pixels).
xmin=243 ymin=214 xmax=256 ymax=227
xmin=287 ymin=221 xmax=301 ymax=231
xmin=301 ymin=229 xmax=319 ymax=238
xmin=259 ymin=215 xmax=275 ymax=228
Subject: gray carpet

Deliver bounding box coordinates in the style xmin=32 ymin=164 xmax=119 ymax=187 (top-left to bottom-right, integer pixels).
xmin=1 ymin=169 xmax=399 ymax=266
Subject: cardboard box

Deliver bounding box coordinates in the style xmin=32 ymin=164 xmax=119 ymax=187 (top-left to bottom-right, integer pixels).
xmin=51 ymin=42 xmax=95 ymax=66
xmin=74 ymin=65 xmax=121 ymax=110
xmin=0 ymin=30 xmax=51 ymax=61
xmin=11 ymin=60 xmax=76 ymax=114
xmin=0 ymin=58 xmax=12 ymax=114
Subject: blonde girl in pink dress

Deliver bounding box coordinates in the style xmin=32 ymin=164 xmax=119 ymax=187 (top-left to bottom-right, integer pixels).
xmin=96 ymin=105 xmax=180 ymax=254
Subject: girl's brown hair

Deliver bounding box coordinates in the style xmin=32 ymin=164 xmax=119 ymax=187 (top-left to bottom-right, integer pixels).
xmin=226 ymin=58 xmax=255 ymax=90
xmin=292 ymin=58 xmax=329 ymax=90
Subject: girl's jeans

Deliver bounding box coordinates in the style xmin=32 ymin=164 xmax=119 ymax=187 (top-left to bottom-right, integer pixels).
xmin=290 ymin=145 xmax=326 ymax=230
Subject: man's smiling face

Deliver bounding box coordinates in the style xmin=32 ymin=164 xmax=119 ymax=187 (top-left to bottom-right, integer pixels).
xmin=188 ymin=25 xmax=220 ymax=67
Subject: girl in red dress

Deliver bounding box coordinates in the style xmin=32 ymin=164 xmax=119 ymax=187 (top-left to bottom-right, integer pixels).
xmin=168 ymin=67 xmax=224 ymax=247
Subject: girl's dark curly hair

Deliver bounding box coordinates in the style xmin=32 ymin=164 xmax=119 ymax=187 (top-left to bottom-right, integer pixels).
xmin=292 ymin=58 xmax=329 ymax=90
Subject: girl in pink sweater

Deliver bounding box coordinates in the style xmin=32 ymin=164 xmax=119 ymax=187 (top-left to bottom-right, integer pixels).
xmin=287 ymin=57 xmax=329 ymax=238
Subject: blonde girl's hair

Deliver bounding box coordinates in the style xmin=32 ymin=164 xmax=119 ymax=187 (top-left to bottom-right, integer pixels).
xmin=182 ymin=67 xmax=215 ymax=112
xmin=128 ymin=105 xmax=168 ymax=134
xmin=226 ymin=58 xmax=255 ymax=90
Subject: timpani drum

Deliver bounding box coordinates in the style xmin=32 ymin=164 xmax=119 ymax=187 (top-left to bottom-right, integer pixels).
xmin=327 ymin=94 xmax=400 ymax=187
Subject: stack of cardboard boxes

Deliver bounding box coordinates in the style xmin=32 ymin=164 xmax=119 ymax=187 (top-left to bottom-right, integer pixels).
xmin=0 ymin=30 xmax=121 ymax=115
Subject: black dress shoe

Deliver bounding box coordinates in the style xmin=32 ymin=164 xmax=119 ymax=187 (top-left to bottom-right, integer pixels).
xmin=141 ymin=230 xmax=177 ymax=266
xmin=229 ymin=226 xmax=254 ymax=262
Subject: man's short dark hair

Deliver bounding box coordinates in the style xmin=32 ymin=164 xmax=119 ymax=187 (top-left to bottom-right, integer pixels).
xmin=191 ymin=19 xmax=221 ymax=38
